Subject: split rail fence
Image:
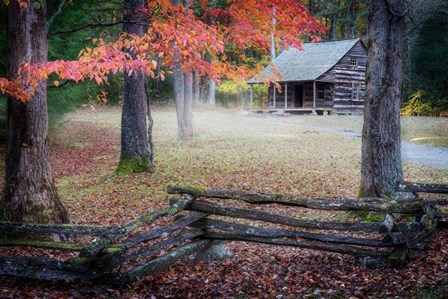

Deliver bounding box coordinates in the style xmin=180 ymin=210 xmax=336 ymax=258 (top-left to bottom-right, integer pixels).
xmin=0 ymin=181 xmax=446 ymax=284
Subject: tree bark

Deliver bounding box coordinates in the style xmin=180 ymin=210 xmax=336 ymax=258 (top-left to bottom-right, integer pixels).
xmin=208 ymin=78 xmax=216 ymax=106
xmin=183 ymin=72 xmax=194 ymax=138
xmin=329 ymin=0 xmax=338 ymax=40
xmin=172 ymin=0 xmax=194 ymax=140
xmin=193 ymin=71 xmax=200 ymax=103
xmin=346 ymin=0 xmax=357 ymax=38
xmin=117 ymin=0 xmax=155 ymax=175
xmin=360 ymin=0 xmax=405 ymax=198
xmin=1 ymin=0 xmax=69 ymax=223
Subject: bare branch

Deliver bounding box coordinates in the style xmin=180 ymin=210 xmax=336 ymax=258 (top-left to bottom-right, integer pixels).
xmin=48 ymin=20 xmax=147 ymax=37
xmin=47 ymin=0 xmax=66 ymax=28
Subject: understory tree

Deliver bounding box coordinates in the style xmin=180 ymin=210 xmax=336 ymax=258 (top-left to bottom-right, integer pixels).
xmin=117 ymin=0 xmax=155 ymax=174
xmin=172 ymin=0 xmax=194 ymax=141
xmin=360 ymin=0 xmax=405 ymax=198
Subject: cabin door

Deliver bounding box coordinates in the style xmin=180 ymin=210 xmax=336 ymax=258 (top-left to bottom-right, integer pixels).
xmin=295 ymin=85 xmax=303 ymax=108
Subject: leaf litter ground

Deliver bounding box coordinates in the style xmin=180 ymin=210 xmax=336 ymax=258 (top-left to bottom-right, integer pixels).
xmin=0 ymin=106 xmax=447 ymax=298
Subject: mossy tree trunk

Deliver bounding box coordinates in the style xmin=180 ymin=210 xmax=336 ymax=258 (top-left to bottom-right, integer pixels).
xmin=1 ymin=0 xmax=69 ymax=223
xmin=360 ymin=0 xmax=405 ymax=198
xmin=117 ymin=0 xmax=155 ymax=175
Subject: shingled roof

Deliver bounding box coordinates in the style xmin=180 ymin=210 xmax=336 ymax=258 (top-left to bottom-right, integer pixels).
xmin=248 ymin=38 xmax=361 ymax=83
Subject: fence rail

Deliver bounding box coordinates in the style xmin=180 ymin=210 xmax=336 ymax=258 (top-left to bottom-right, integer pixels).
xmin=0 ymin=181 xmax=446 ymax=284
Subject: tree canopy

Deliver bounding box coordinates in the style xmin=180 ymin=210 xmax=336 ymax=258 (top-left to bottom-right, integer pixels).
xmin=1 ymin=0 xmax=324 ymax=102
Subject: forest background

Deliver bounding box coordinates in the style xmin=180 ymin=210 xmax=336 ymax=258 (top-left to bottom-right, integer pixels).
xmin=0 ymin=0 xmax=447 ymax=142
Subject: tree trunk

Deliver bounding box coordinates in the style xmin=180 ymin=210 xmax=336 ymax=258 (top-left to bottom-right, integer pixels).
xmin=173 ymin=61 xmax=194 ymax=141
xmin=1 ymin=1 xmax=69 ymax=223
xmin=329 ymin=0 xmax=338 ymax=40
xmin=346 ymin=0 xmax=356 ymax=38
xmin=208 ymin=78 xmax=216 ymax=106
xmin=182 ymin=72 xmax=194 ymax=139
xmin=360 ymin=0 xmax=405 ymax=198
xmin=193 ymin=71 xmax=200 ymax=103
xmin=200 ymin=79 xmax=208 ymax=103
xmin=172 ymin=0 xmax=194 ymax=140
xmin=116 ymin=0 xmax=155 ymax=175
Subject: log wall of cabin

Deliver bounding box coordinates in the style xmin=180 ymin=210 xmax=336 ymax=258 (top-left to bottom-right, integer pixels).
xmin=320 ymin=41 xmax=366 ymax=114
xmin=303 ymin=82 xmax=333 ymax=108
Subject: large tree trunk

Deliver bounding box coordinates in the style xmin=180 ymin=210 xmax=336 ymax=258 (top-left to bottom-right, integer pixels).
xmin=116 ymin=0 xmax=155 ymax=175
xmin=1 ymin=1 xmax=69 ymax=223
xmin=360 ymin=0 xmax=405 ymax=198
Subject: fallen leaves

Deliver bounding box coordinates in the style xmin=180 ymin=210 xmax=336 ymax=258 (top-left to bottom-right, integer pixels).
xmin=0 ymin=107 xmax=447 ymax=298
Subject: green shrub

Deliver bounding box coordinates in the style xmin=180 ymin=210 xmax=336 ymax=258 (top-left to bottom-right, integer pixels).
xmin=216 ymin=80 xmax=268 ymax=108
xmin=401 ymin=91 xmax=433 ymax=116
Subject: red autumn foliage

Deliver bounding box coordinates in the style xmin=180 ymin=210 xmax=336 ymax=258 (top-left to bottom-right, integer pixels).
xmin=2 ymin=0 xmax=325 ymax=101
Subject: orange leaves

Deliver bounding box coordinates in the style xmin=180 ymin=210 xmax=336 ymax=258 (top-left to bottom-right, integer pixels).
xmin=4 ymin=0 xmax=324 ymax=101
xmin=0 ymin=78 xmax=30 ymax=102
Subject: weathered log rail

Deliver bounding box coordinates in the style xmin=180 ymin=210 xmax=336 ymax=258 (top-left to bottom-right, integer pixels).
xmin=0 ymin=181 xmax=446 ymax=284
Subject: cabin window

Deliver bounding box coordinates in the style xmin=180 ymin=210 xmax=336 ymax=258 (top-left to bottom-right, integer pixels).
xmin=352 ymin=82 xmax=361 ymax=101
xmin=317 ymin=83 xmax=325 ymax=100
xmin=350 ymin=57 xmax=358 ymax=66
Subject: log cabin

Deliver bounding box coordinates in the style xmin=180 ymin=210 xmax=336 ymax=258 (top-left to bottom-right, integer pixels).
xmin=247 ymin=38 xmax=366 ymax=114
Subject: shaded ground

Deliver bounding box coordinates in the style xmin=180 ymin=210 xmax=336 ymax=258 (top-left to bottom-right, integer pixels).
xmin=0 ymin=107 xmax=447 ymax=298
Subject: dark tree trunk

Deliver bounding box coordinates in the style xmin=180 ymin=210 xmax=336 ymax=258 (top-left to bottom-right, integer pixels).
xmin=360 ymin=0 xmax=405 ymax=198
xmin=117 ymin=0 xmax=155 ymax=175
xmin=308 ymin=0 xmax=315 ymax=15
xmin=346 ymin=0 xmax=357 ymax=38
xmin=329 ymin=0 xmax=338 ymax=40
xmin=1 ymin=1 xmax=69 ymax=223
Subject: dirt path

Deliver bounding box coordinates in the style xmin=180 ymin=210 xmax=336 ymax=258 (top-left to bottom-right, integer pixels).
xmin=267 ymin=117 xmax=448 ymax=170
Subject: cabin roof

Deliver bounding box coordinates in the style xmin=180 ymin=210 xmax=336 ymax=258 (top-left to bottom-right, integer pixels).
xmin=248 ymin=38 xmax=361 ymax=84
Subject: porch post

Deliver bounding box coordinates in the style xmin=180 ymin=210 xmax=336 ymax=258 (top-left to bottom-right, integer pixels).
xmin=249 ymin=84 xmax=253 ymax=109
xmin=313 ymin=81 xmax=316 ymax=108
xmin=273 ymin=85 xmax=276 ymax=108
xmin=284 ymin=82 xmax=288 ymax=108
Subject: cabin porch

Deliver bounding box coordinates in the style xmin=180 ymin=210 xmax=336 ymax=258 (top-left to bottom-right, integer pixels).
xmin=248 ymin=81 xmax=333 ymax=110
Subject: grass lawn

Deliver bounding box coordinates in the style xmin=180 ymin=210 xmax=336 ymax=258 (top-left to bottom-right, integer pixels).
xmin=0 ymin=106 xmax=447 ymax=298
